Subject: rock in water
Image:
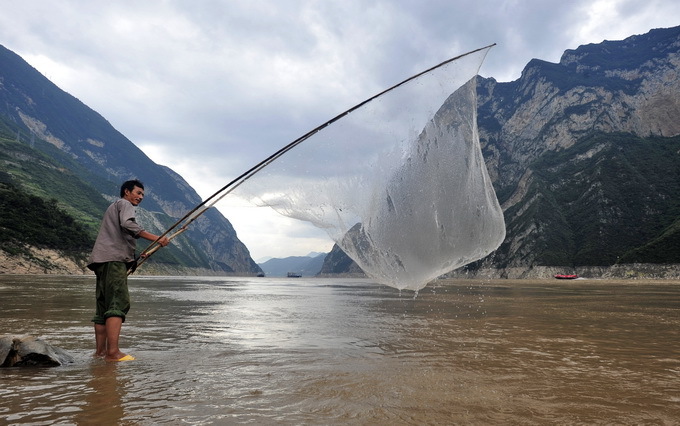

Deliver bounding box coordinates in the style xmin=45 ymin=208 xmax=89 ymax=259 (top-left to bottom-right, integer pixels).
xmin=0 ymin=335 xmax=12 ymax=365
xmin=0 ymin=335 xmax=74 ymax=367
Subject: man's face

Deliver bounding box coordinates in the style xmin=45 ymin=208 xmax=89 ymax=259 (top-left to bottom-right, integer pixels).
xmin=123 ymin=186 xmax=145 ymax=206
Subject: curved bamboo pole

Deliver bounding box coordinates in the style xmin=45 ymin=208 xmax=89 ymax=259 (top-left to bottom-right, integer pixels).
xmin=128 ymin=43 xmax=496 ymax=275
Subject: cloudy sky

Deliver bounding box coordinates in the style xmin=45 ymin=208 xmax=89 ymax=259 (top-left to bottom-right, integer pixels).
xmin=1 ymin=1 xmax=678 ymax=261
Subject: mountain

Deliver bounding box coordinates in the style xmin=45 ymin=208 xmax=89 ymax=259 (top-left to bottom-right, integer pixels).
xmin=0 ymin=44 xmax=262 ymax=275
xmin=4 ymin=26 xmax=680 ymax=278
xmin=317 ymin=244 xmax=365 ymax=277
xmin=321 ymin=25 xmax=680 ymax=278
xmin=258 ymin=253 xmax=326 ymax=277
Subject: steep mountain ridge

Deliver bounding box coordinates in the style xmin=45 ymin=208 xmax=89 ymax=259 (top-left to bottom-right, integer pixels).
xmin=321 ymin=25 xmax=680 ymax=277
xmin=479 ymin=26 xmax=680 ymax=272
xmin=0 ymin=44 xmax=261 ymax=275
xmin=479 ymin=26 xmax=680 ymax=187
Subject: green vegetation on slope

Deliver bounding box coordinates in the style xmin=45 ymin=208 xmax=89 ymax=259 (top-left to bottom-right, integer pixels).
xmin=524 ymin=132 xmax=680 ymax=266
xmin=0 ymin=182 xmax=92 ymax=256
xmin=0 ymin=135 xmax=203 ymax=269
xmin=0 ymin=117 xmax=111 ymax=236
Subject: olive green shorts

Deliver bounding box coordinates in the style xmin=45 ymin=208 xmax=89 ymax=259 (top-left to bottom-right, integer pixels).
xmin=91 ymin=261 xmax=131 ymax=324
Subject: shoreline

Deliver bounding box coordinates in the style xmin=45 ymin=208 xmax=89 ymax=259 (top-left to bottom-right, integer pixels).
xmin=1 ymin=247 xmax=679 ymax=280
xmin=444 ymin=263 xmax=680 ymax=280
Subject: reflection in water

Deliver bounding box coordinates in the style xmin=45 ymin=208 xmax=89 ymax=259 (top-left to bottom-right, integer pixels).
xmin=77 ymin=361 xmax=125 ymax=425
xmin=0 ymin=275 xmax=678 ymax=424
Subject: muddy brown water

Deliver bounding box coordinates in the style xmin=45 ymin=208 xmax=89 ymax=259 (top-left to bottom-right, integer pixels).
xmin=0 ymin=275 xmax=678 ymax=424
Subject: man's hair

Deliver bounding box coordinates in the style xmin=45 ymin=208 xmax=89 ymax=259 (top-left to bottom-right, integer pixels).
xmin=120 ymin=179 xmax=145 ymax=197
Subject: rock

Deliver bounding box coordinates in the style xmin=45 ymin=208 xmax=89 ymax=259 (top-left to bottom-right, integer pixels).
xmin=0 ymin=336 xmax=12 ymax=366
xmin=0 ymin=335 xmax=74 ymax=367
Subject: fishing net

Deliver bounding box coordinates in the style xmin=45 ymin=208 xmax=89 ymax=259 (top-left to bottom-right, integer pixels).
xmin=217 ymin=46 xmax=504 ymax=290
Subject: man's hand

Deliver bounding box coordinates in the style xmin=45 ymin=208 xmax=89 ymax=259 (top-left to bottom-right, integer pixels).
xmin=138 ymin=231 xmax=171 ymax=247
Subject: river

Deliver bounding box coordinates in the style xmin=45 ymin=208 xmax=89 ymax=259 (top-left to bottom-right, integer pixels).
xmin=0 ymin=275 xmax=678 ymax=424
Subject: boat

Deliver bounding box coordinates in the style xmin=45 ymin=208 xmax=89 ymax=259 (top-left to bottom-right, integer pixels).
xmin=554 ymin=274 xmax=578 ymax=280
xmin=287 ymin=272 xmax=302 ymax=278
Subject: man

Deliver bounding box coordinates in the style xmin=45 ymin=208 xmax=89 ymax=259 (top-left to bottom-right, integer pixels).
xmin=88 ymin=179 xmax=169 ymax=361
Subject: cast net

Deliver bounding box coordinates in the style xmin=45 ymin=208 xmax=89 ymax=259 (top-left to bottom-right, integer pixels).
xmin=229 ymin=45 xmax=505 ymax=290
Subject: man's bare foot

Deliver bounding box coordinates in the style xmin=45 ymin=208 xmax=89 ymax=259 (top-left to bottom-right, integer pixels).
xmin=105 ymin=351 xmax=135 ymax=362
xmin=94 ymin=351 xmax=106 ymax=358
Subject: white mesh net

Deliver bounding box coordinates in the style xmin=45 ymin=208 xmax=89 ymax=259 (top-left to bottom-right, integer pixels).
xmin=233 ymin=46 xmax=505 ymax=290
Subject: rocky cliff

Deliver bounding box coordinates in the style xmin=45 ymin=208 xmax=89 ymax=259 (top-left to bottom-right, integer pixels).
xmin=321 ymin=25 xmax=680 ymax=277
xmin=479 ymin=26 xmax=680 ymax=191
xmin=480 ymin=26 xmax=680 ymax=271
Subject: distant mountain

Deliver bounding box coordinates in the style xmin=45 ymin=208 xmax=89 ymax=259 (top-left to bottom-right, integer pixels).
xmin=318 ymin=244 xmax=365 ymax=277
xmin=321 ymin=25 xmax=680 ymax=278
xmin=0 ymin=44 xmax=262 ymax=275
xmin=258 ymin=253 xmax=326 ymax=277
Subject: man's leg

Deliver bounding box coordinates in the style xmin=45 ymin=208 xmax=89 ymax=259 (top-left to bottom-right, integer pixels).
xmin=94 ymin=323 xmax=107 ymax=357
xmin=104 ymin=316 xmax=127 ymax=361
xmin=92 ymin=264 xmax=108 ymax=357
xmin=99 ymin=262 xmax=132 ymax=361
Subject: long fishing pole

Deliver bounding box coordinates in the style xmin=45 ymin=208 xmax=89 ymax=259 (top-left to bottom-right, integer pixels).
xmin=129 ymin=43 xmax=496 ymax=275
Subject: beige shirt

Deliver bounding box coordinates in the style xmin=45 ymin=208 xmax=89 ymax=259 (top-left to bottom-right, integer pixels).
xmin=88 ymin=199 xmax=144 ymax=265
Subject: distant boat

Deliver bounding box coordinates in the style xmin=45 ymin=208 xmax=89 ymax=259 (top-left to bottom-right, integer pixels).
xmin=256 ymin=272 xmax=265 ymax=277
xmin=554 ymin=274 xmax=578 ymax=280
xmin=287 ymin=272 xmax=302 ymax=278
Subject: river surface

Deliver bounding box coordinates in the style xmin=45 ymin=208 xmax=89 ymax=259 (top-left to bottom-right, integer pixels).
xmin=0 ymin=275 xmax=678 ymax=425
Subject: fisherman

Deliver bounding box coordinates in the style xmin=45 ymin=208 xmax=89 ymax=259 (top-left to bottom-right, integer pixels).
xmin=88 ymin=179 xmax=169 ymax=362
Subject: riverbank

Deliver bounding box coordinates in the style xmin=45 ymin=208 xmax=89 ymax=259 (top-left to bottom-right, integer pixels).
xmin=0 ymin=248 xmax=246 ymax=277
xmin=0 ymin=247 xmax=88 ymax=275
xmin=446 ymin=263 xmax=680 ymax=280
xmin=2 ymin=246 xmax=679 ymax=280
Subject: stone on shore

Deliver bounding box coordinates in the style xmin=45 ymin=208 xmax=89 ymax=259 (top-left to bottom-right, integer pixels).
xmin=0 ymin=335 xmax=74 ymax=367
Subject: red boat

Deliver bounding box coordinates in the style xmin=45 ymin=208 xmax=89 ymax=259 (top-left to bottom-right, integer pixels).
xmin=554 ymin=274 xmax=578 ymax=280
